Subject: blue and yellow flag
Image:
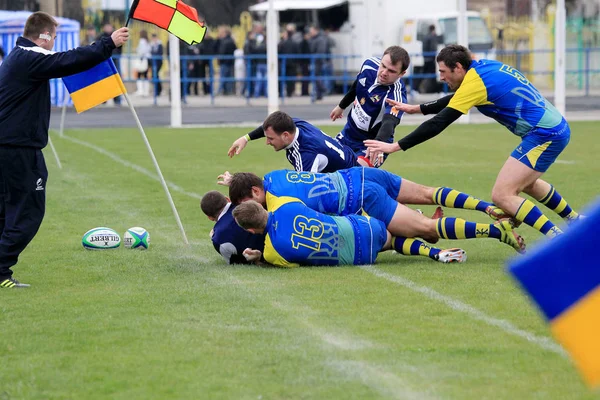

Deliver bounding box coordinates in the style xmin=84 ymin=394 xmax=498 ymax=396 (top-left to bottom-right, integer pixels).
xmin=62 ymin=59 xmax=126 ymax=113
xmin=509 ymin=198 xmax=600 ymax=388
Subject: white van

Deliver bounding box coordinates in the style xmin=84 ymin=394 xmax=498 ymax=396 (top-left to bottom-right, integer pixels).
xmin=402 ymin=11 xmax=495 ymax=92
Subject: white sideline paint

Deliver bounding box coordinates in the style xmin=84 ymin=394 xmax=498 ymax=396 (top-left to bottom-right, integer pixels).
xmin=360 ymin=266 xmax=567 ymax=357
xmin=58 ymin=133 xmax=203 ymax=200
xmin=555 ymin=160 xmax=576 ymax=165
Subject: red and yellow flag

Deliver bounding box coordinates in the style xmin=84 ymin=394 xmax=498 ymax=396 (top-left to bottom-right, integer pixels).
xmin=128 ymin=0 xmax=207 ymax=45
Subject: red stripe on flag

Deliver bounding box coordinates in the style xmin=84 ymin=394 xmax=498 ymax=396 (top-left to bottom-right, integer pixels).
xmin=133 ymin=0 xmax=175 ymax=29
xmin=176 ymin=0 xmax=202 ymax=25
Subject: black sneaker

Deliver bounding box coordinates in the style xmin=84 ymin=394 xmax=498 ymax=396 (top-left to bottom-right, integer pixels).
xmin=0 ymin=277 xmax=30 ymax=288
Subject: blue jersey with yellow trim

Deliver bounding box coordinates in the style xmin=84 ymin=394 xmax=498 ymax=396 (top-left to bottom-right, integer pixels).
xmin=341 ymin=58 xmax=407 ymax=141
xmin=263 ymin=168 xmax=366 ymax=215
xmin=287 ymin=118 xmax=358 ymax=173
xmin=448 ymin=59 xmax=570 ymax=138
xmin=263 ymin=198 xmax=386 ymax=267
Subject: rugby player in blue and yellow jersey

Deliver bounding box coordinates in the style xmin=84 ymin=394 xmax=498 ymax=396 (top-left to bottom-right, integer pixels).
xmin=330 ymin=46 xmax=409 ymax=167
xmin=232 ymin=199 xmax=465 ymax=266
xmin=227 ymin=111 xmax=360 ymax=173
xmin=224 ymin=169 xmax=525 ymax=254
xmin=365 ymin=44 xmax=581 ymax=238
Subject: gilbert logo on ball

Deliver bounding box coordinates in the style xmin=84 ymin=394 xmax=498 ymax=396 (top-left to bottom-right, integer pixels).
xmin=82 ymin=227 xmax=121 ymax=250
xmin=124 ymin=227 xmax=150 ymax=250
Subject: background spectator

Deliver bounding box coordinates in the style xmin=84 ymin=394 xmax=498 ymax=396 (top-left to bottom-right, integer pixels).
xmin=217 ymin=26 xmax=237 ymax=95
xmin=134 ymin=30 xmax=151 ymax=97
xmin=150 ymin=33 xmax=164 ymax=97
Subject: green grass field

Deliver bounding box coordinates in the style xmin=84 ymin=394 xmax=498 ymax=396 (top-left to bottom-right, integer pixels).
xmin=1 ymin=121 xmax=599 ymax=399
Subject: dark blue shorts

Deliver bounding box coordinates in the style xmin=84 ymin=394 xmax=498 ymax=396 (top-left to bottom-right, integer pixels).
xmin=335 ymin=131 xmax=392 ymax=167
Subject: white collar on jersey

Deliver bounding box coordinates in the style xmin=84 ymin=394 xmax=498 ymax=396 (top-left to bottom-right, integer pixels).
xmin=284 ymin=126 xmax=299 ymax=150
xmin=217 ymin=202 xmax=232 ymax=221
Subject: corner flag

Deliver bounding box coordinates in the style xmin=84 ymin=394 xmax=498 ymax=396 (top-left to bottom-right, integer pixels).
xmin=127 ymin=0 xmax=207 ymax=45
xmin=62 ymin=58 xmax=126 ymax=113
xmin=509 ymin=198 xmax=600 ymax=388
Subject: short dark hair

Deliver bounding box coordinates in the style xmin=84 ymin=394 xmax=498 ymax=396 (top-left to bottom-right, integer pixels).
xmin=383 ymin=46 xmax=410 ymax=73
xmin=200 ymin=190 xmax=228 ymax=219
xmin=262 ymin=111 xmax=296 ymax=135
xmin=429 ymin=24 xmax=436 ymax=33
xmin=24 ymin=12 xmax=58 ymax=40
xmin=232 ymin=201 xmax=268 ymax=230
xmin=436 ymin=44 xmax=472 ymax=71
xmin=229 ymin=172 xmax=263 ymax=205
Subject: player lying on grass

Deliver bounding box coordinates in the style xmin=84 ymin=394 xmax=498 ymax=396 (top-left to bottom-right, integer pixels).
xmin=330 ymin=45 xmax=410 ymax=167
xmin=233 ymin=199 xmax=467 ymax=267
xmin=364 ymin=44 xmax=583 ymax=238
xmin=227 ymin=111 xmax=376 ymax=172
xmin=200 ymin=190 xmax=265 ymax=265
xmin=222 ymin=169 xmax=526 ymax=253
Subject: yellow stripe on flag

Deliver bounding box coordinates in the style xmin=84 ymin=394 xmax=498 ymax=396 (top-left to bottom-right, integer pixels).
xmin=70 ymin=74 xmax=126 ymax=113
xmin=551 ymin=286 xmax=600 ymax=387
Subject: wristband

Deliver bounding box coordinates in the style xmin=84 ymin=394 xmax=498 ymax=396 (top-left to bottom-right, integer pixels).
xmin=243 ymin=134 xmax=250 ymax=142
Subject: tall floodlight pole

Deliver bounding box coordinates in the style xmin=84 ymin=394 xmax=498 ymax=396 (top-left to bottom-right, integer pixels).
xmin=266 ymin=0 xmax=279 ymax=115
xmin=457 ymin=0 xmax=470 ymax=123
xmin=169 ymin=34 xmax=182 ymax=127
xmin=554 ymin=0 xmax=566 ymax=116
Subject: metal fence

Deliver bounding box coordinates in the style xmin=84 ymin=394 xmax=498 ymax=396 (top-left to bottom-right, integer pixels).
xmin=115 ymin=48 xmax=600 ymax=105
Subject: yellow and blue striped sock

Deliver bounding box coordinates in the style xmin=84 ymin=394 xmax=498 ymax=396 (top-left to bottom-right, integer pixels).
xmin=515 ymin=199 xmax=563 ymax=237
xmin=393 ymin=237 xmax=441 ymax=260
xmin=539 ymin=185 xmax=579 ymax=222
xmin=433 ymin=187 xmax=491 ymax=213
xmin=435 ymin=217 xmax=502 ymax=240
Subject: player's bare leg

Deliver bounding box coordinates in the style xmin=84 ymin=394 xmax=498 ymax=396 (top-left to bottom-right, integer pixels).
xmin=387 ymin=203 xmax=525 ymax=253
xmin=397 ymin=178 xmax=508 ymax=221
xmin=492 ymin=157 xmax=562 ymax=237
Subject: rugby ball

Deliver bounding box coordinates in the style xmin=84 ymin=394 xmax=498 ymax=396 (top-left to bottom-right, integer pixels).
xmin=82 ymin=227 xmax=121 ymax=250
xmin=123 ymin=227 xmax=150 ymax=250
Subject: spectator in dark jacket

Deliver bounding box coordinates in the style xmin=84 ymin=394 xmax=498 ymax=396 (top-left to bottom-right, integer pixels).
xmin=217 ymin=26 xmax=237 ymax=95
xmin=0 ymin=12 xmax=128 ymax=288
xmin=250 ymin=24 xmax=267 ymax=98
xmin=308 ymin=25 xmax=329 ymax=100
xmin=150 ymin=33 xmax=164 ymax=96
xmin=278 ymin=28 xmax=299 ymax=97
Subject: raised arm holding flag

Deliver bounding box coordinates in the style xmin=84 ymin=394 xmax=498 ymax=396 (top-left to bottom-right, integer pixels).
xmin=0 ymin=12 xmax=128 ymax=288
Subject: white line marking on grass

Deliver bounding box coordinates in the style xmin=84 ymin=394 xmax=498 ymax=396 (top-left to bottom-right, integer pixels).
xmin=359 ymin=266 xmax=567 ymax=357
xmin=555 ymin=160 xmax=576 ymax=165
xmin=329 ymin=361 xmax=441 ymax=400
xmin=58 ymin=133 xmax=203 ymax=200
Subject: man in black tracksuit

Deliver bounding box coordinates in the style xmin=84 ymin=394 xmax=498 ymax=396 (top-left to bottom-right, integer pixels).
xmin=0 ymin=12 xmax=129 ymax=288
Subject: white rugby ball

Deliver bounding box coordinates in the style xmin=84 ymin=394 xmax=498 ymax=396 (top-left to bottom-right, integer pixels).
xmin=123 ymin=227 xmax=150 ymax=250
xmin=82 ymin=227 xmax=121 ymax=250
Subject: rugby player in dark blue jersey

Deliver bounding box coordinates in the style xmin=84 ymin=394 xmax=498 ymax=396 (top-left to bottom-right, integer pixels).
xmin=365 ymin=44 xmax=582 ymax=239
xmin=227 ymin=111 xmax=365 ymax=173
xmin=330 ymin=46 xmax=409 ymax=167
xmin=201 ymin=191 xmax=265 ymax=265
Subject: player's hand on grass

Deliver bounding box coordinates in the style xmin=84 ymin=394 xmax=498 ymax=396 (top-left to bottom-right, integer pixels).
xmin=330 ymin=105 xmax=344 ymax=121
xmin=111 ymin=27 xmax=129 ymax=48
xmin=243 ymin=248 xmax=262 ymax=262
xmin=385 ymin=99 xmax=421 ymax=114
xmin=228 ymin=136 xmax=248 ymax=158
xmin=217 ymin=171 xmax=233 ymax=186
xmin=363 ymin=139 xmax=401 ymax=154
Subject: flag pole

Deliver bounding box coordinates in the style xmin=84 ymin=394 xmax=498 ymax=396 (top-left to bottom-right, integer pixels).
xmin=59 ymin=94 xmax=68 ymax=138
xmin=123 ymin=92 xmax=189 ymax=245
xmin=47 ymin=134 xmax=62 ymax=169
